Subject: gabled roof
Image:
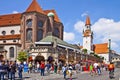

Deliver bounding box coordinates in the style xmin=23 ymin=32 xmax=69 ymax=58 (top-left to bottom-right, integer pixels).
xmin=0 ymin=13 xmax=21 ymax=27
xmin=85 ymin=16 xmax=91 ymax=26
xmin=44 ymin=10 xmax=60 ymax=22
xmin=26 ymin=0 xmax=44 ymax=14
xmin=79 ymin=43 xmax=109 ymax=54
xmin=93 ymin=43 xmax=109 ymax=54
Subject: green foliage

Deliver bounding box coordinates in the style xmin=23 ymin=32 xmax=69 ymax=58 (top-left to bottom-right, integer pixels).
xmin=17 ymin=51 xmax=28 ymax=62
xmin=90 ymin=52 xmax=95 ymax=55
xmin=94 ymin=54 xmax=100 ymax=58
xmin=82 ymin=49 xmax=87 ymax=54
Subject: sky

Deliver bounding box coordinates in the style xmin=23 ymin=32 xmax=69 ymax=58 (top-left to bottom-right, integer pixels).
xmin=0 ymin=0 xmax=120 ymax=53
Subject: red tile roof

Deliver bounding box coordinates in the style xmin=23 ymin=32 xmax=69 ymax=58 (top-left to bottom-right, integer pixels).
xmin=93 ymin=43 xmax=109 ymax=54
xmin=0 ymin=34 xmax=21 ymax=40
xmin=26 ymin=0 xmax=44 ymax=14
xmin=0 ymin=13 xmax=21 ymax=27
xmin=79 ymin=43 xmax=109 ymax=54
xmin=0 ymin=0 xmax=60 ymax=27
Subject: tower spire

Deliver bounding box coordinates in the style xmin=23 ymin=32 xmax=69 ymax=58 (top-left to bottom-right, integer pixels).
xmin=26 ymin=0 xmax=44 ymax=14
xmin=85 ymin=16 xmax=91 ymax=26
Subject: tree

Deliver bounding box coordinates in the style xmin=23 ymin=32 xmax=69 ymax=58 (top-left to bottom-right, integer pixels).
xmin=82 ymin=49 xmax=87 ymax=54
xmin=17 ymin=51 xmax=27 ymax=62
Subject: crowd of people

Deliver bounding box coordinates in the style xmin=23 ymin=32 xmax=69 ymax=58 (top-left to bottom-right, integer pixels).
xmin=0 ymin=60 xmax=23 ymax=80
xmin=0 ymin=60 xmax=115 ymax=80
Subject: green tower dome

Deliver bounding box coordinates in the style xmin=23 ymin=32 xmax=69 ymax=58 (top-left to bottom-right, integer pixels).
xmin=47 ymin=12 xmax=54 ymax=17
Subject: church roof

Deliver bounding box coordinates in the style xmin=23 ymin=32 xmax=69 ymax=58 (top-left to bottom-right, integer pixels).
xmin=0 ymin=0 xmax=61 ymax=27
xmin=26 ymin=0 xmax=44 ymax=14
xmin=0 ymin=13 xmax=21 ymax=27
xmin=93 ymin=43 xmax=109 ymax=54
xmin=85 ymin=16 xmax=91 ymax=26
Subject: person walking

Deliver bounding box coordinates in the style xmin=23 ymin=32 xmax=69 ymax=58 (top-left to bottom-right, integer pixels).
xmin=89 ymin=63 xmax=94 ymax=76
xmin=54 ymin=62 xmax=58 ymax=74
xmin=108 ymin=62 xmax=115 ymax=79
xmin=28 ymin=62 xmax=32 ymax=73
xmin=36 ymin=62 xmax=40 ymax=73
xmin=68 ymin=64 xmax=73 ymax=80
xmin=40 ymin=61 xmax=45 ymax=76
xmin=9 ymin=61 xmax=16 ymax=80
xmin=18 ymin=62 xmax=23 ymax=80
xmin=62 ymin=64 xmax=67 ymax=79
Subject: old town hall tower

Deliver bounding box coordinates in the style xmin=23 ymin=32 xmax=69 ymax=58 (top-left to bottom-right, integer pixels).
xmin=83 ymin=16 xmax=93 ymax=51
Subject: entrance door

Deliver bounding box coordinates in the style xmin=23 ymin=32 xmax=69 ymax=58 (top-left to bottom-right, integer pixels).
xmin=34 ymin=55 xmax=45 ymax=63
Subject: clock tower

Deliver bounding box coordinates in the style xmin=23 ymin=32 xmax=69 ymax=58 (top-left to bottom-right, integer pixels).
xmin=83 ymin=16 xmax=93 ymax=51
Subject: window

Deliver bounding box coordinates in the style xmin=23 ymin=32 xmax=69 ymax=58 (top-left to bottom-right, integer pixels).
xmin=3 ymin=40 xmax=6 ymax=43
xmin=13 ymin=40 xmax=16 ymax=42
xmin=26 ymin=19 xmax=32 ymax=28
xmin=38 ymin=21 xmax=43 ymax=27
xmin=2 ymin=31 xmax=6 ymax=35
xmin=54 ymin=28 xmax=59 ymax=37
xmin=37 ymin=30 xmax=43 ymax=41
xmin=26 ymin=29 xmax=32 ymax=41
xmin=11 ymin=30 xmax=15 ymax=35
xmin=9 ymin=47 xmax=14 ymax=58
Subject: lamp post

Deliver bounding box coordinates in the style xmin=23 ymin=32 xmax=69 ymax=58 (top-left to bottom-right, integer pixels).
xmin=108 ymin=39 xmax=111 ymax=62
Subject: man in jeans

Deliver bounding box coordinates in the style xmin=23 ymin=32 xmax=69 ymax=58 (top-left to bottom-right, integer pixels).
xmin=40 ymin=61 xmax=45 ymax=76
xmin=62 ymin=64 xmax=67 ymax=79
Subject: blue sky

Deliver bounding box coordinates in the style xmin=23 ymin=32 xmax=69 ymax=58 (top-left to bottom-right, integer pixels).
xmin=0 ymin=0 xmax=120 ymax=53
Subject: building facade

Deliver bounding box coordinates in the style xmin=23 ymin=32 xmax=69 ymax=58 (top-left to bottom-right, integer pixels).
xmin=0 ymin=0 xmax=64 ymax=60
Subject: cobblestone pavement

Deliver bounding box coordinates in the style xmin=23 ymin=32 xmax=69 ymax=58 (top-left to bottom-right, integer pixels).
xmin=15 ymin=68 xmax=120 ymax=80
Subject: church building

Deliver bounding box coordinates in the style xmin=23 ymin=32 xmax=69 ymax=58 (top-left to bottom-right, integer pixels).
xmin=0 ymin=0 xmax=64 ymax=60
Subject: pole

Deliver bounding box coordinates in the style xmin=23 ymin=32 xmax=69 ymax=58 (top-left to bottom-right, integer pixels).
xmin=108 ymin=39 xmax=111 ymax=62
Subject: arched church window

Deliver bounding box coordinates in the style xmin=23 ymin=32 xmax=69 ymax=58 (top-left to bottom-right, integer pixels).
xmin=26 ymin=29 xmax=32 ymax=41
xmin=54 ymin=28 xmax=59 ymax=37
xmin=9 ymin=47 xmax=14 ymax=58
xmin=26 ymin=19 xmax=32 ymax=28
xmin=37 ymin=30 xmax=43 ymax=41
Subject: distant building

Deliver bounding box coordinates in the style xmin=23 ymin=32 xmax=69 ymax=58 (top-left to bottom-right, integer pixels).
xmin=81 ymin=16 xmax=116 ymax=63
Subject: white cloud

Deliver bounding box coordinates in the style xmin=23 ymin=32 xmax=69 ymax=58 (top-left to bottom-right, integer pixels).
xmin=64 ymin=32 xmax=75 ymax=41
xmin=92 ymin=18 xmax=120 ymax=42
xmin=74 ymin=20 xmax=84 ymax=33
xmin=74 ymin=18 xmax=120 ymax=52
xmin=12 ymin=11 xmax=19 ymax=14
xmin=81 ymin=12 xmax=88 ymax=17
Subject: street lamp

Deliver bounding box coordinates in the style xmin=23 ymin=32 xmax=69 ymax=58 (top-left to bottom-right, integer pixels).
xmin=108 ymin=39 xmax=111 ymax=62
